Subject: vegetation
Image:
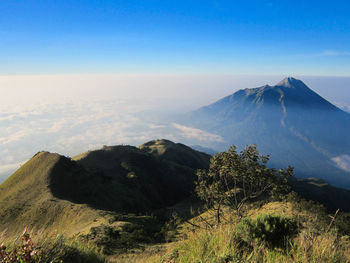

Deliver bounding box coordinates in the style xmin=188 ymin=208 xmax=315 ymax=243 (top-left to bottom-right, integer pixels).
xmin=114 ymin=200 xmax=350 ymax=262
xmin=195 ymin=144 xmax=292 ymax=224
xmin=110 ymin=144 xmax=350 ymax=262
xmin=0 ymin=228 xmax=104 ymax=263
xmin=166 ymin=222 xmax=350 ymax=263
xmin=1 ymin=141 xmax=350 ymax=262
xmin=235 ymin=214 xmax=298 ymax=249
xmin=0 ymin=228 xmax=39 ymax=263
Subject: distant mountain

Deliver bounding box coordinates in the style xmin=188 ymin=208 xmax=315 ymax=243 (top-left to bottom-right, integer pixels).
xmin=0 ymin=140 xmax=209 ymax=241
xmin=182 ymin=77 xmax=350 ymax=188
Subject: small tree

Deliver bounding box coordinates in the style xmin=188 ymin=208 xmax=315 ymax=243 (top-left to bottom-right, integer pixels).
xmin=195 ymin=145 xmax=293 ymax=226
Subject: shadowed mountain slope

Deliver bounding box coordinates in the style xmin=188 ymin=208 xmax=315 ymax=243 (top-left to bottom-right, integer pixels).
xmin=72 ymin=143 xmax=207 ymax=210
xmin=182 ymin=77 xmax=350 ymax=188
xmin=289 ymin=177 xmax=350 ymax=213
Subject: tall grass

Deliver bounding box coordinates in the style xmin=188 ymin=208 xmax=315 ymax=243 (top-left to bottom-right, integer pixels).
xmin=171 ymin=225 xmax=350 ymax=262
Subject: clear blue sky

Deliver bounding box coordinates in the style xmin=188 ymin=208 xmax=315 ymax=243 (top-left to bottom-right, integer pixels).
xmin=1 ymin=0 xmax=349 ymax=75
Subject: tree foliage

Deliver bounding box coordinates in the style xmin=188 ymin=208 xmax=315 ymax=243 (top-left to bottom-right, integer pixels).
xmin=195 ymin=145 xmax=293 ymax=225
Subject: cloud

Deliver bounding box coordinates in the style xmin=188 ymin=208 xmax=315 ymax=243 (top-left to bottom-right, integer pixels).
xmin=0 ymin=162 xmax=22 ymax=174
xmin=0 ymin=162 xmax=23 ymax=181
xmin=172 ymin=123 xmax=223 ymax=142
xmin=321 ymin=50 xmax=350 ymax=56
xmin=3 ymin=74 xmax=349 ymax=182
xmin=149 ymin=124 xmax=166 ymax=129
xmin=332 ymin=155 xmax=350 ymax=172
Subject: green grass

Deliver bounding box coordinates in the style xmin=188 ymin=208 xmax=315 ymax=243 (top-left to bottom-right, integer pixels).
xmin=112 ymin=199 xmax=350 ymax=263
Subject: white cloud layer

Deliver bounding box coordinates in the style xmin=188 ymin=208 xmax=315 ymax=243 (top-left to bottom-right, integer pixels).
xmin=0 ymin=74 xmax=240 ymax=181
xmin=172 ymin=123 xmax=223 ymax=142
xmin=332 ymin=155 xmax=350 ymax=172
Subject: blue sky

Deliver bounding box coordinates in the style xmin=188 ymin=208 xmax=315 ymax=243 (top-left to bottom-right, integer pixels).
xmin=0 ymin=0 xmax=349 ymax=75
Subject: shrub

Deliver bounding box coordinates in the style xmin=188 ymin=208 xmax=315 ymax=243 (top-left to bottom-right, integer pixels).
xmin=235 ymin=214 xmax=298 ymax=248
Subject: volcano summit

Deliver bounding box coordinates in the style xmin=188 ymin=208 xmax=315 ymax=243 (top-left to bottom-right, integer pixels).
xmin=183 ymin=77 xmax=350 ymax=188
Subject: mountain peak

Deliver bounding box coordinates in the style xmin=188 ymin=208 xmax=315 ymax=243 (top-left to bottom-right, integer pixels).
xmin=276 ymin=77 xmax=306 ymax=88
xmin=280 ymin=76 xmax=297 ymax=82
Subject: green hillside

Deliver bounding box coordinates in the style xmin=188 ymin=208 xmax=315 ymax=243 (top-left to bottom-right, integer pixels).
xmin=0 ymin=140 xmax=210 ymax=255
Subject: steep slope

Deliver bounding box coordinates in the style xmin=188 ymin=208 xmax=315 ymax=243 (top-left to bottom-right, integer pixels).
xmin=183 ymin=77 xmax=350 ymax=188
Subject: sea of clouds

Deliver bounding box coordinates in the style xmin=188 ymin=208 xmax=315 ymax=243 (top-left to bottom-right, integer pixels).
xmin=0 ymin=74 xmax=234 ymax=181
xmin=1 ymin=74 xmax=349 ymax=181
